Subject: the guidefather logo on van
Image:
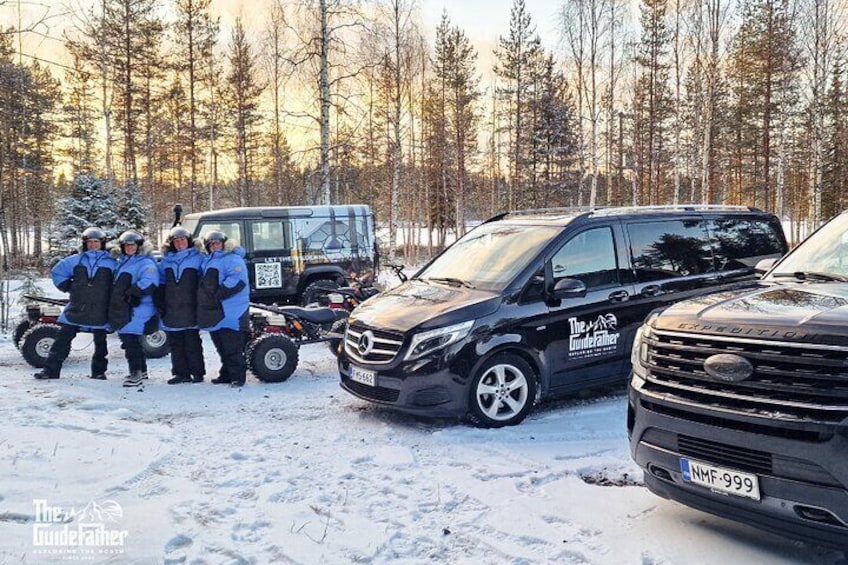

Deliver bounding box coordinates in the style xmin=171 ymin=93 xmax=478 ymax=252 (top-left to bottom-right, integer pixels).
xmin=568 ymin=314 xmax=620 ymax=359
xmin=32 ymin=499 xmax=128 ymax=560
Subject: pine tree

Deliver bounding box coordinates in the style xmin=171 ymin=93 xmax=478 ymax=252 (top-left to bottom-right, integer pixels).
xmin=115 ymin=179 xmax=148 ymax=235
xmin=46 ymin=174 xmax=119 ymax=264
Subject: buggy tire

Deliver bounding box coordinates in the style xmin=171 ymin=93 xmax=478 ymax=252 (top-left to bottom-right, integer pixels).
xmin=466 ymin=353 xmax=537 ymax=429
xmin=20 ymin=323 xmax=61 ymax=368
xmin=13 ymin=319 xmax=31 ymax=350
xmin=301 ymin=279 xmax=339 ymax=307
xmin=141 ymin=329 xmax=170 ymax=359
xmin=327 ymin=318 xmax=347 ymax=358
xmin=247 ymin=334 xmax=299 ymax=383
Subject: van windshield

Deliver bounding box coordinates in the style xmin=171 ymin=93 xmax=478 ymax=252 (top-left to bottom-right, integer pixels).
xmin=417 ymin=222 xmax=561 ymax=291
xmin=768 ymin=213 xmax=848 ymax=281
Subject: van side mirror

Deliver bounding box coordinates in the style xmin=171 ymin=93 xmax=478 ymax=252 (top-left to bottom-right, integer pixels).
xmin=551 ymin=278 xmax=587 ymax=299
xmin=754 ymin=258 xmax=778 ymax=275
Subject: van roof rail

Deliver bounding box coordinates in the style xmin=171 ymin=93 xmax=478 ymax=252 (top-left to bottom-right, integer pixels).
xmin=588 ymin=204 xmax=762 ymax=217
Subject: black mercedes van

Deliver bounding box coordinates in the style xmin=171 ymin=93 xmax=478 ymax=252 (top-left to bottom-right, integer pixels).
xmin=628 ymin=210 xmax=848 ymax=548
xmin=181 ymin=205 xmax=377 ymax=304
xmin=338 ymin=205 xmax=787 ymax=427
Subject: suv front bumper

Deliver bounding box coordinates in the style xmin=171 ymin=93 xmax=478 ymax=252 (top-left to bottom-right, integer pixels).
xmin=628 ymin=382 xmax=848 ymax=550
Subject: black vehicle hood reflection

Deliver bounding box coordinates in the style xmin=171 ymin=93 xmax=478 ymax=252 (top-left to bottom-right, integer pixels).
xmin=655 ymin=282 xmax=848 ymax=342
xmin=349 ymin=279 xmax=501 ymax=333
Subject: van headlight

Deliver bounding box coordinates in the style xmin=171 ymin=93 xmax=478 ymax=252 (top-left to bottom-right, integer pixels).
xmin=405 ymin=321 xmax=474 ymax=361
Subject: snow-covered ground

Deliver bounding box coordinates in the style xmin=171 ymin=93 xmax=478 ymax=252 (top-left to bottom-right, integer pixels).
xmin=0 ymin=281 xmax=845 ymax=564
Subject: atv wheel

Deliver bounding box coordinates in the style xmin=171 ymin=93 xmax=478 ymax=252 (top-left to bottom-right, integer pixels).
xmin=327 ymin=318 xmax=348 ymax=358
xmin=13 ymin=319 xmax=31 ymax=350
xmin=20 ymin=323 xmax=61 ymax=368
xmin=141 ymin=329 xmax=170 ymax=359
xmin=247 ymin=334 xmax=299 ymax=383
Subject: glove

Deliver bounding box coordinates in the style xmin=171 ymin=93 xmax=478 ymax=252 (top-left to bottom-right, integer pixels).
xmin=56 ymin=279 xmax=72 ymax=292
xmin=126 ymin=285 xmax=143 ymax=297
xmin=124 ymin=291 xmax=141 ymax=307
xmin=216 ymin=281 xmax=246 ymax=301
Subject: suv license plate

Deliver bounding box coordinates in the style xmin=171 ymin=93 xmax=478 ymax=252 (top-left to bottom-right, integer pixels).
xmin=681 ymin=458 xmax=760 ymax=500
xmin=350 ymin=366 xmax=376 ymax=387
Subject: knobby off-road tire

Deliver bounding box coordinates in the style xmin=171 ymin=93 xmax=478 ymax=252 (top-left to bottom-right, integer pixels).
xmin=20 ymin=323 xmax=61 ymax=368
xmin=141 ymin=329 xmax=170 ymax=359
xmin=300 ymin=279 xmax=339 ymax=307
xmin=246 ymin=334 xmax=299 ymax=383
xmin=326 ymin=318 xmax=348 ymax=358
xmin=13 ymin=319 xmax=31 ymax=350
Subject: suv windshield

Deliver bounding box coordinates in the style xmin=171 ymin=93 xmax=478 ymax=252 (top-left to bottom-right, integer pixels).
xmin=768 ymin=213 xmax=848 ymax=280
xmin=417 ymin=222 xmax=562 ymax=291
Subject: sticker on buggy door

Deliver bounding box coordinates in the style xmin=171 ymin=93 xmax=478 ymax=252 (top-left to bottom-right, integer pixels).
xmin=254 ymin=262 xmax=282 ymax=289
xmin=568 ymin=314 xmax=619 ymax=359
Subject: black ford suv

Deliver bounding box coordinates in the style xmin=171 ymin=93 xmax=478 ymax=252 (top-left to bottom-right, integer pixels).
xmin=629 ymin=210 xmax=848 ymax=548
xmin=338 ymin=205 xmax=787 ymax=427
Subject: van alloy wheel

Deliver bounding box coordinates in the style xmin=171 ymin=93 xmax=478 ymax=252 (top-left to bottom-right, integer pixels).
xmin=468 ymin=353 xmax=537 ymax=428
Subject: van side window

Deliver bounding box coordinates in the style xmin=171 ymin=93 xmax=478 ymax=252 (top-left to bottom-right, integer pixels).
xmin=627 ymin=220 xmax=713 ymax=281
xmin=294 ymin=218 xmax=352 ymax=253
xmin=550 ymin=228 xmax=619 ymax=288
xmin=250 ymin=221 xmax=292 ymax=251
xmin=708 ymin=218 xmax=786 ymax=270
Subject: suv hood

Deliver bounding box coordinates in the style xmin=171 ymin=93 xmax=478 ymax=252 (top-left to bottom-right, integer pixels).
xmin=653 ymin=283 xmax=848 ymax=344
xmin=349 ymin=279 xmax=502 ymax=334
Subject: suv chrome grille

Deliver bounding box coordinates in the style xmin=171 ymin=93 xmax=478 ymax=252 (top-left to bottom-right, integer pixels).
xmin=643 ymin=329 xmax=848 ymax=424
xmin=345 ymin=322 xmax=404 ymax=364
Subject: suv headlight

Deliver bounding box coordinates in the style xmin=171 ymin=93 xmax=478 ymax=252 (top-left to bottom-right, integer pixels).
xmin=630 ymin=323 xmax=654 ymax=390
xmin=405 ymin=320 xmax=474 ymax=361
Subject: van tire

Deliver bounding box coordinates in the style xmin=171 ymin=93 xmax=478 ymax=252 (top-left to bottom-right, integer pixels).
xmin=467 ymin=353 xmax=537 ymax=428
xmin=21 ymin=323 xmax=61 ymax=368
xmin=301 ymin=279 xmax=340 ymax=307
xmin=247 ymin=334 xmax=299 ymax=382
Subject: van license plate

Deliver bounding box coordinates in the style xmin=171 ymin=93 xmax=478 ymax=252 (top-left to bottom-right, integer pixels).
xmin=680 ymin=458 xmax=760 ymax=500
xmin=350 ymin=366 xmax=376 ymax=387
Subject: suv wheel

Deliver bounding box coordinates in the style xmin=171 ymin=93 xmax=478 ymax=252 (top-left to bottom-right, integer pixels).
xmin=467 ymin=353 xmax=537 ymax=428
xmin=301 ymin=279 xmax=339 ymax=307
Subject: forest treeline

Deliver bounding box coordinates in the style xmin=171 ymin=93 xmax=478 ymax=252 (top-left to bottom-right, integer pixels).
xmin=1 ymin=0 xmax=846 ymax=268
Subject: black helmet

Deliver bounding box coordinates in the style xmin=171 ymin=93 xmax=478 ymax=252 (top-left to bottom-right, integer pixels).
xmin=81 ymin=227 xmax=107 ymax=250
xmin=167 ymin=226 xmax=193 ymax=251
xmin=203 ymin=230 xmax=227 ymax=252
xmin=118 ymin=230 xmax=145 ymax=253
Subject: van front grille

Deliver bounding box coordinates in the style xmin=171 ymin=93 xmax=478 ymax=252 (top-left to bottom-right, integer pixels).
xmin=643 ymin=329 xmax=848 ymax=425
xmin=344 ymin=322 xmax=404 ymax=364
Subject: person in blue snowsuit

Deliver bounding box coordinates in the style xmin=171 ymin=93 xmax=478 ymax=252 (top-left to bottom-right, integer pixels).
xmin=35 ymin=227 xmax=117 ymax=380
xmin=197 ymin=230 xmax=250 ymax=387
xmin=108 ymin=231 xmax=159 ymax=388
xmin=158 ymin=226 xmax=206 ymax=384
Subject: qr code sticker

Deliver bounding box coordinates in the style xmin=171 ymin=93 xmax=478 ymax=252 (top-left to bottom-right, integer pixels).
xmin=255 ymin=262 xmax=282 ymax=289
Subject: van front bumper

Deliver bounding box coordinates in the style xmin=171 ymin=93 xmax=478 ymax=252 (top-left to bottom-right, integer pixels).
xmin=338 ymin=355 xmax=470 ymax=419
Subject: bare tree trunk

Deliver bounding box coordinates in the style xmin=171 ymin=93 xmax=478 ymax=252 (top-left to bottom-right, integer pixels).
xmin=320 ymin=0 xmax=331 ymax=205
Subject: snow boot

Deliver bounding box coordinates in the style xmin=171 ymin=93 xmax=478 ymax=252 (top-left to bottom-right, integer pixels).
xmin=123 ymin=371 xmax=144 ymax=388
xmin=167 ymin=375 xmax=192 ymax=385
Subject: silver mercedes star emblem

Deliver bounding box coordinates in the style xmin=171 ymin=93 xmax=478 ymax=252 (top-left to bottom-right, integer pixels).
xmin=358 ymin=330 xmax=375 ymax=356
